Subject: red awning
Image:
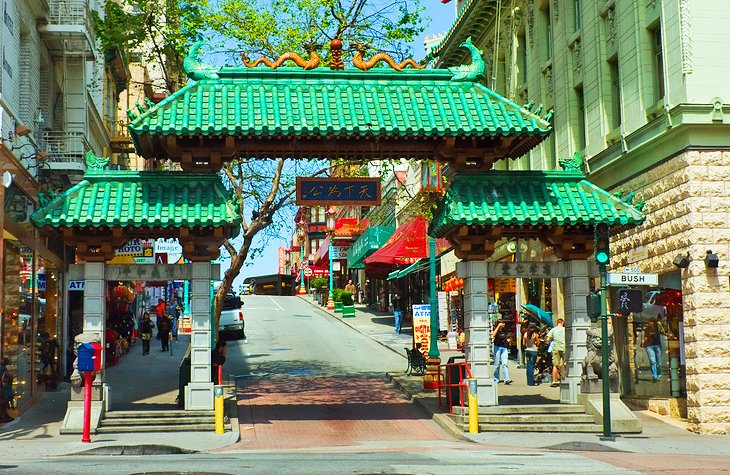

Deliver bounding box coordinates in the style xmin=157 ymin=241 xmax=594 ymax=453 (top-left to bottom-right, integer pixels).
xmin=313 ymin=236 xmax=330 ymax=266
xmin=364 ymin=216 xmax=429 ymax=266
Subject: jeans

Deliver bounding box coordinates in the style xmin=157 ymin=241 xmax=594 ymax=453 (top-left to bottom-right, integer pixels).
xmin=525 ymin=349 xmax=538 ymax=385
xmin=394 ymin=311 xmax=403 ymax=333
xmin=646 ymin=344 xmax=662 ymax=380
xmin=493 ymin=345 xmax=509 ymax=381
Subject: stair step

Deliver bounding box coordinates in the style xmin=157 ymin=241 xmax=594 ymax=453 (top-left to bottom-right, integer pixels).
xmin=452 ymin=414 xmax=596 ymax=424
xmin=453 ymin=404 xmax=586 ymax=416
xmin=104 ymin=410 xmax=214 ymax=419
xmin=473 ymin=423 xmax=602 ymax=433
xmin=96 ymin=423 xmax=231 ymax=434
xmin=100 ymin=417 xmax=214 ymax=427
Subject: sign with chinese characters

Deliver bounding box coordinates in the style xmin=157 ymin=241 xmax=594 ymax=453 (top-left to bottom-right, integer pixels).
xmin=105 ymin=264 xmax=221 ymax=281
xmin=478 ymin=261 xmax=600 ymax=279
xmin=296 ymin=177 xmax=381 ymax=206
xmin=412 ymin=304 xmax=431 ymax=355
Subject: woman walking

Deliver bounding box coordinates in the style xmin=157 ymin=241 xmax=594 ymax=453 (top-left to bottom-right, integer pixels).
xmin=139 ymin=312 xmax=154 ymax=355
xmin=523 ymin=323 xmax=540 ymax=386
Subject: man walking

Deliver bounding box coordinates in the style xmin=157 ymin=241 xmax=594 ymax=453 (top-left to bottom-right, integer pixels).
xmin=492 ymin=320 xmax=512 ymax=384
xmin=546 ymin=318 xmax=566 ymax=387
xmin=392 ymin=293 xmax=403 ymax=334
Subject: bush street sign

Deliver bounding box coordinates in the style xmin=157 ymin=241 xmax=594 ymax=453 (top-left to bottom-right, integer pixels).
xmin=607 ymin=272 xmax=658 ymax=286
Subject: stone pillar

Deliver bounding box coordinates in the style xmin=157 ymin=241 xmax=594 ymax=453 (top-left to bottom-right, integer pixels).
xmin=185 ymin=261 xmax=214 ymax=410
xmin=561 ymin=260 xmax=591 ymax=404
xmin=456 ymin=260 xmax=497 ymax=405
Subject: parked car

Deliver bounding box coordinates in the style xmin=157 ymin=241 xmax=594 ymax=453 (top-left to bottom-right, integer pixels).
xmin=635 ymin=289 xmax=681 ymax=325
xmin=219 ymin=293 xmax=245 ymax=339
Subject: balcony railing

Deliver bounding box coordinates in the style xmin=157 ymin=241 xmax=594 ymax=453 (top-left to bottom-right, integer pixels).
xmin=45 ymin=0 xmax=96 ymax=47
xmin=42 ymin=130 xmax=90 ymax=165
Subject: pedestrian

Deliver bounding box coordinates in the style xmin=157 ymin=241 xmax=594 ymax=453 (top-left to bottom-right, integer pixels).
xmin=345 ymin=279 xmax=357 ymax=301
xmin=643 ymin=318 xmax=667 ymax=382
xmin=0 ymin=357 xmax=14 ymax=422
xmin=523 ymin=323 xmax=539 ymax=386
xmin=392 ymin=293 xmax=403 ymax=334
xmin=492 ymin=320 xmax=512 ymax=384
xmin=168 ymin=297 xmax=181 ymax=342
xmin=250 ymin=280 xmax=256 ymax=295
xmin=139 ymin=312 xmax=154 ymax=355
xmin=159 ymin=312 xmax=172 ymax=352
xmin=546 ymin=318 xmax=566 ymax=387
xmin=211 ymin=340 xmax=227 ymax=385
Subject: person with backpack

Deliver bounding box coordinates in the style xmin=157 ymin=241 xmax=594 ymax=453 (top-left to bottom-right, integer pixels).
xmin=0 ymin=357 xmax=14 ymax=422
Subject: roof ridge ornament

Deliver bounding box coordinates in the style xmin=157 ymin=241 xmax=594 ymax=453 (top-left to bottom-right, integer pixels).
xmin=352 ymin=41 xmax=426 ymax=71
xmin=558 ymin=151 xmax=584 ymax=173
xmin=184 ymin=41 xmax=220 ymax=80
xmin=86 ymin=150 xmax=110 ymax=172
xmin=241 ymin=43 xmax=320 ymax=70
xmin=449 ymin=37 xmax=485 ymax=82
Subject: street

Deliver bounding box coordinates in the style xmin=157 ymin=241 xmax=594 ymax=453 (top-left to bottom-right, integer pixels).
xmin=3 ymin=295 xmax=730 ymax=474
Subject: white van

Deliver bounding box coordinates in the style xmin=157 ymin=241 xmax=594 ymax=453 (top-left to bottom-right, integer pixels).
xmin=219 ymin=293 xmax=245 ymax=339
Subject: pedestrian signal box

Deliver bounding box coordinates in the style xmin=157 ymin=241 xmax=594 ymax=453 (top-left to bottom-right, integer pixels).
xmin=586 ymin=291 xmax=601 ymax=320
xmin=616 ymin=289 xmax=643 ymax=315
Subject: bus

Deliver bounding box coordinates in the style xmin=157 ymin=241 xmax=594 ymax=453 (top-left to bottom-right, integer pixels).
xmin=243 ymin=274 xmax=296 ymax=296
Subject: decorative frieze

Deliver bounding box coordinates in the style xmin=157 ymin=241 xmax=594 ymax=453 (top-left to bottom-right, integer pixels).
xmin=572 ymin=38 xmax=582 ymax=73
xmin=679 ymin=0 xmax=693 ymax=74
xmin=527 ymin=0 xmax=535 ymax=47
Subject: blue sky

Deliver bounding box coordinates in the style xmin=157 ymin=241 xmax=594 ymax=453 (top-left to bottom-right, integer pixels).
xmin=227 ymin=1 xmax=458 ymax=290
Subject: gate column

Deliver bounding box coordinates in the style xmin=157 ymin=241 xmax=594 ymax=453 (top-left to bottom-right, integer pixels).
xmin=457 ymin=260 xmax=497 ymax=406
xmin=185 ymin=261 xmax=214 ymax=410
xmin=561 ymin=260 xmax=591 ymax=404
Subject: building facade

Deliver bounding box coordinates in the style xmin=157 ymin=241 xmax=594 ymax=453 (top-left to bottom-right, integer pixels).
xmin=433 ymin=0 xmax=730 ymax=433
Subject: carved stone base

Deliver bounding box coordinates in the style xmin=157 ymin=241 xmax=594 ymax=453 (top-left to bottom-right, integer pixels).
xmin=423 ymin=357 xmax=441 ymax=390
xmin=581 ymin=378 xmax=619 ymax=394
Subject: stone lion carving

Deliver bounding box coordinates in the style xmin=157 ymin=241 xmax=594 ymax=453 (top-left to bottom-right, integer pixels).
xmin=581 ymin=327 xmax=618 ymax=382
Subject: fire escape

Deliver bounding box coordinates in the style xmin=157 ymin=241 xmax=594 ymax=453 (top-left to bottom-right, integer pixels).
xmin=37 ymin=0 xmax=96 ymax=186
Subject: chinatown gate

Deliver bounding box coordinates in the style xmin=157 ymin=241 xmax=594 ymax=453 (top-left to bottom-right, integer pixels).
xmin=32 ymin=38 xmax=643 ymax=431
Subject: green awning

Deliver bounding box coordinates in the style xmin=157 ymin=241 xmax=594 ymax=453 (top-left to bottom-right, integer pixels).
xmin=31 ymin=170 xmax=241 ymax=232
xmin=387 ymin=269 xmax=401 ymax=281
xmin=347 ymin=226 xmax=395 ymax=269
xmin=397 ymin=258 xmax=430 ymax=278
xmin=429 ymin=169 xmax=645 ymax=237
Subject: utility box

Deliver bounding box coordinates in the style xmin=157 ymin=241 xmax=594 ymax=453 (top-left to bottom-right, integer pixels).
xmin=78 ymin=342 xmax=102 ymax=372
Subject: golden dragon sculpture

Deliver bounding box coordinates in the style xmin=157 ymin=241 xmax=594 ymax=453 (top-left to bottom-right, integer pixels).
xmin=241 ymin=47 xmax=320 ymax=70
xmin=352 ymin=42 xmax=426 ymax=71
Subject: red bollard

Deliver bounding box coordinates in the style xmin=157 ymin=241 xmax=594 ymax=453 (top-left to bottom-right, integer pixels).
xmin=82 ymin=371 xmax=93 ymax=443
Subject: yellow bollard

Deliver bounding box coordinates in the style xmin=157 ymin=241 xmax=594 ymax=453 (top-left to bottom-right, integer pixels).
xmin=214 ymin=385 xmax=225 ymax=434
xmin=467 ymin=378 xmax=479 ymax=434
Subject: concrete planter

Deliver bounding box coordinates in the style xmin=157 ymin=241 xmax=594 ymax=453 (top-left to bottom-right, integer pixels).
xmin=334 ymin=301 xmax=343 ymax=313
xmin=342 ymin=305 xmax=356 ymax=318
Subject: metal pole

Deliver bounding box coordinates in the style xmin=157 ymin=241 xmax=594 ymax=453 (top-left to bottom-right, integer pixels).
xmin=299 ymin=245 xmax=306 ymax=294
xmin=327 ymin=235 xmax=335 ymax=310
xmin=81 ymin=372 xmax=92 ymax=443
xmin=428 ymin=236 xmax=440 ymax=359
xmin=599 ymin=264 xmax=614 ymax=441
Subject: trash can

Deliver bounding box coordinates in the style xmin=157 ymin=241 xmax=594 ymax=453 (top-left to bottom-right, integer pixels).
xmin=178 ymin=356 xmax=191 ymax=408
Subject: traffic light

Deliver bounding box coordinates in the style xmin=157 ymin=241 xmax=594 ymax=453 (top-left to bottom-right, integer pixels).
xmin=594 ymin=223 xmax=610 ymax=265
xmin=586 ymin=291 xmax=601 ymax=320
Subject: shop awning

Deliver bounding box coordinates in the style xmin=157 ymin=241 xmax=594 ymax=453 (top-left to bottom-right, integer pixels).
xmin=388 ymin=247 xmax=453 ymax=280
xmin=387 ymin=269 xmax=401 ymax=281
xmin=347 ymin=226 xmax=395 ymax=269
xmin=312 ymin=236 xmax=330 ymax=266
xmin=364 ymin=215 xmax=450 ymax=266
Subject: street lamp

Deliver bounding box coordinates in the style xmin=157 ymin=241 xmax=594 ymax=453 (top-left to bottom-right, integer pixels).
xmin=297 ymin=218 xmax=307 ymax=295
xmin=326 ymin=206 xmax=336 ymax=310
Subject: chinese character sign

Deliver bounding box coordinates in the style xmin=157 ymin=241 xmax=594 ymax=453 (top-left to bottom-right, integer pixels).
xmin=412 ymin=304 xmax=431 ymax=355
xmin=296 ymin=177 xmax=381 ymax=206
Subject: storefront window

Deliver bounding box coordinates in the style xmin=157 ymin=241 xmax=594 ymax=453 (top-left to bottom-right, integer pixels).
xmin=36 ymin=258 xmax=60 ymax=389
xmin=2 ymin=239 xmax=34 ymax=407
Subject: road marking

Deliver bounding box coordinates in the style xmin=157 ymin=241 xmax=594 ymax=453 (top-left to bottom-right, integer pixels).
xmin=268 ymin=296 xmax=284 ymax=311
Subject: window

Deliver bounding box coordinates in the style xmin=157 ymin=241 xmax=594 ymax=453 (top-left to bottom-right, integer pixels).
xmin=542 ymin=5 xmax=553 ymax=59
xmin=575 ymin=85 xmax=586 ymax=150
xmin=517 ymin=32 xmax=528 ymax=85
xmin=309 ymin=207 xmax=324 ymax=223
xmin=651 ymin=27 xmax=665 ymax=102
xmin=573 ymin=0 xmax=581 ymax=32
xmin=608 ymin=57 xmax=621 ymax=129
xmin=3 ymin=0 xmax=13 ymax=32
xmin=309 ymin=237 xmax=325 ymax=255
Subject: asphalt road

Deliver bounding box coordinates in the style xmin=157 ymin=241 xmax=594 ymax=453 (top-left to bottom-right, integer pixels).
xmin=2 ymin=295 xmax=710 ymax=474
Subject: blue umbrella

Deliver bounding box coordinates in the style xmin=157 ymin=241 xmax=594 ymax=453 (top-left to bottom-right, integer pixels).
xmin=521 ymin=304 xmax=554 ymax=328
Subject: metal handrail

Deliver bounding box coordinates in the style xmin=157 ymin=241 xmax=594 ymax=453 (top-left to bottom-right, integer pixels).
xmin=46 ymin=0 xmax=96 ymax=45
xmin=42 ymin=130 xmax=90 ymax=163
xmin=438 ymin=360 xmax=472 ymax=413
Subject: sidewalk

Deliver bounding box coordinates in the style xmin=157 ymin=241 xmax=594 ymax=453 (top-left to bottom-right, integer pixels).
xmin=0 ymin=335 xmax=238 ymax=458
xmin=300 ymin=295 xmax=730 ymax=457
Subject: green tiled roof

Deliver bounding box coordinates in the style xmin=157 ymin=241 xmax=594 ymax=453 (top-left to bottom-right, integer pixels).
xmin=429 ymin=170 xmax=645 ymax=237
xmin=128 ymin=66 xmax=550 ymax=158
xmin=31 ymin=170 xmax=241 ymax=230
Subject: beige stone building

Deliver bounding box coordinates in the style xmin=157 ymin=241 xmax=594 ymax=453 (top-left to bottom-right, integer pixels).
xmin=431 ymin=0 xmax=730 ymax=434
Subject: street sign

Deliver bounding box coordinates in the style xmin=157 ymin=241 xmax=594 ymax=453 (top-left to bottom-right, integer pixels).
xmin=623 ymin=266 xmax=641 ymax=274
xmin=607 ymin=272 xmax=658 ymax=286
xmin=304 ymin=268 xmax=313 ymax=277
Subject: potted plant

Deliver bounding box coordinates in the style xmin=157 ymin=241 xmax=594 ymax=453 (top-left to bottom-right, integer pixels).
xmin=332 ymin=288 xmax=344 ymax=313
xmin=310 ymin=277 xmax=328 ymax=305
xmin=341 ymin=290 xmax=355 ymax=318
